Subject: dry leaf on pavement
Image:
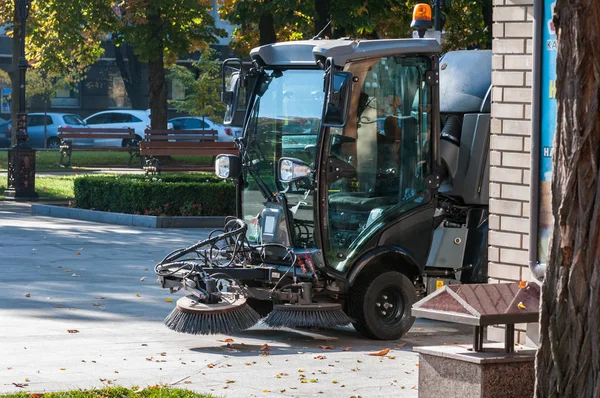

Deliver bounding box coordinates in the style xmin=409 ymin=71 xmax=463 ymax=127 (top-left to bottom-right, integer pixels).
xmin=318 ymin=345 xmax=334 ymax=350
xmin=218 ymin=338 xmax=235 ymax=343
xmin=367 ymin=348 xmax=390 ymax=356
xmin=67 ymin=330 xmax=79 ymax=334
xmin=260 ymin=343 xmax=271 ymax=351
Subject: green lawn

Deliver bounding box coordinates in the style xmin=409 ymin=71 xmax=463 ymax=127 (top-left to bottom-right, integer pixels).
xmin=0 ymin=176 xmax=75 ymax=200
xmin=0 ymin=150 xmax=213 ymax=171
xmin=0 ymin=386 xmax=218 ymax=398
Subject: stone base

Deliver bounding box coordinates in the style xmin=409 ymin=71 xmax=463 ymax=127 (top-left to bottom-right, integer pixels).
xmin=414 ymin=344 xmax=535 ymax=398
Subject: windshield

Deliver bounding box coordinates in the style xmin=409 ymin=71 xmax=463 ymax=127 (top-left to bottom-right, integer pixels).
xmin=242 ymin=68 xmax=324 ymax=248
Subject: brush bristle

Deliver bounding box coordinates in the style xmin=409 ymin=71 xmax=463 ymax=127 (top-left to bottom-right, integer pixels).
xmin=264 ymin=305 xmax=352 ymax=328
xmin=164 ymin=302 xmax=261 ymax=335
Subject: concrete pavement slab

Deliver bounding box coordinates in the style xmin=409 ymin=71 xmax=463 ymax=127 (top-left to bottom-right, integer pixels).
xmin=0 ymin=202 xmax=473 ymax=397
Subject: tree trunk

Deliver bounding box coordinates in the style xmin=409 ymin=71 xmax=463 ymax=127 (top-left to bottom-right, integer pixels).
xmin=114 ymin=41 xmax=148 ymax=110
xmin=258 ymin=0 xmax=276 ymax=45
xmin=146 ymin=7 xmax=167 ymax=130
xmin=534 ymin=0 xmax=600 ymax=397
xmin=314 ymin=0 xmax=331 ymax=38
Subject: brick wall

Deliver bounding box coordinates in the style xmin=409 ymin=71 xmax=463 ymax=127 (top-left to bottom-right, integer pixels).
xmin=489 ymin=0 xmax=534 ymax=344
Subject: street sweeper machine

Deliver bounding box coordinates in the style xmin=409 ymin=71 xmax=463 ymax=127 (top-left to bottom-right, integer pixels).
xmin=155 ymin=9 xmax=492 ymax=340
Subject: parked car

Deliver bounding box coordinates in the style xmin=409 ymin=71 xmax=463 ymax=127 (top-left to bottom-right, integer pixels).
xmin=3 ymin=113 xmax=87 ymax=149
xmin=83 ymin=110 xmax=150 ymax=147
xmin=168 ymin=116 xmax=242 ymax=142
xmin=0 ymin=118 xmax=10 ymax=148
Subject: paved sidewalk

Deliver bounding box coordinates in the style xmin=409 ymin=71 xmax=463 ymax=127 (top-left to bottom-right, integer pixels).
xmin=0 ymin=202 xmax=473 ymax=397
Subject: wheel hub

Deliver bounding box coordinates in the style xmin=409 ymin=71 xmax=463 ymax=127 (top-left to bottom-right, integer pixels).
xmin=374 ymin=288 xmax=404 ymax=325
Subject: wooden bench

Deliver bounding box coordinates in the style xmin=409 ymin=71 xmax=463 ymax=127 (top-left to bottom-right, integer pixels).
xmin=140 ymin=128 xmax=238 ymax=173
xmin=57 ymin=127 xmax=140 ymax=167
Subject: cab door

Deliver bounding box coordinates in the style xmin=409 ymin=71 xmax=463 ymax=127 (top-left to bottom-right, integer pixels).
xmin=320 ymin=55 xmax=438 ymax=274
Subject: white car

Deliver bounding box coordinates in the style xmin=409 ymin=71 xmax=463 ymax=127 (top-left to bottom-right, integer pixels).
xmin=168 ymin=116 xmax=242 ymax=142
xmin=83 ymin=110 xmax=151 ymax=147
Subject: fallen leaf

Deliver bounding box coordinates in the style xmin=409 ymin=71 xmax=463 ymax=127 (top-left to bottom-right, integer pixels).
xmin=67 ymin=330 xmax=79 ymax=334
xmin=518 ymin=302 xmax=527 ymax=309
xmin=309 ymin=379 xmax=318 ymax=383
xmin=342 ymin=346 xmax=352 ymax=351
xmin=24 ymin=293 xmax=31 ymax=298
xmin=24 ymin=378 xmax=30 ymax=382
xmin=395 ymin=343 xmax=406 ymax=347
xmin=519 ymin=280 xmax=527 ymax=289
xmin=415 ymin=364 xmax=420 ymax=367
xmin=93 ymin=303 xmax=101 ymax=307
xmin=332 ymin=380 xmax=338 ymax=384
xmin=207 ymin=363 xmax=215 ymax=368
xmin=357 ymin=359 xmax=362 ymax=363
xmin=75 ymin=251 xmax=81 ymax=255
xmin=136 ymin=293 xmax=141 ymax=297
xmin=165 ymin=298 xmax=173 ymax=303
xmin=260 ymin=343 xmax=271 ymax=351
xmin=300 ymin=379 xmax=307 ymax=384
xmin=262 ymin=390 xmax=271 ymax=392
xmin=60 ymin=368 xmax=66 ymax=370
xmin=218 ymin=338 xmax=235 ymax=343
xmin=225 ymin=379 xmax=235 ymax=384
xmin=314 ymin=355 xmax=326 ymax=360
xmin=318 ymin=345 xmax=334 ymax=350
xmin=279 ymin=389 xmax=286 ymax=393
xmin=159 ymin=352 xmax=166 ymax=356
xmin=114 ymin=370 xmax=119 ymax=374
xmin=260 ymin=351 xmax=270 ymax=357
xmin=387 ymin=356 xmax=396 ymax=359
xmin=184 ymin=381 xmax=192 ymax=384
xmin=12 ymin=383 xmax=28 ymax=388
xmin=367 ymin=348 xmax=390 ymax=356
xmin=64 ymin=269 xmax=72 ymax=273
xmin=298 ymin=369 xmax=304 ymax=372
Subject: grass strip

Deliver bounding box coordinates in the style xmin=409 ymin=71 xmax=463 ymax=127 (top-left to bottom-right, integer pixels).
xmin=0 ymin=385 xmax=218 ymax=398
xmin=0 ymin=176 xmax=75 ymax=200
xmin=0 ymin=150 xmax=213 ymax=171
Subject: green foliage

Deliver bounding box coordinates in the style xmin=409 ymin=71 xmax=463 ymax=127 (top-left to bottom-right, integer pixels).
xmin=219 ymin=0 xmax=490 ymax=54
xmin=114 ymin=0 xmax=226 ymax=64
xmin=73 ymin=173 xmax=235 ymax=216
xmin=168 ymin=48 xmax=225 ymax=121
xmin=442 ymin=0 xmax=490 ymax=51
xmin=25 ymin=69 xmax=79 ymax=108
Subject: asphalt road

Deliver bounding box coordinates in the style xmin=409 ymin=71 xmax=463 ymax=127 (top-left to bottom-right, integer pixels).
xmin=0 ymin=201 xmax=473 ymax=397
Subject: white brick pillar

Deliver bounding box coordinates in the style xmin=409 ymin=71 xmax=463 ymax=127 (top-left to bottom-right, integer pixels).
xmin=489 ymin=0 xmax=534 ymax=344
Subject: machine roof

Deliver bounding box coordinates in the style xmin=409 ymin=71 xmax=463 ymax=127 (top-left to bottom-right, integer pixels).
xmin=249 ymin=38 xmax=442 ymax=68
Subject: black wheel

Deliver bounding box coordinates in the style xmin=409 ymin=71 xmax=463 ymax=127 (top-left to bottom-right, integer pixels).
xmin=47 ymin=137 xmax=60 ymax=149
xmin=349 ymin=270 xmax=416 ymax=340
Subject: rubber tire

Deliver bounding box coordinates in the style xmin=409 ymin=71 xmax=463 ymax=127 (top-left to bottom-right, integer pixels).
xmin=349 ymin=270 xmax=416 ymax=340
xmin=47 ymin=137 xmax=60 ymax=149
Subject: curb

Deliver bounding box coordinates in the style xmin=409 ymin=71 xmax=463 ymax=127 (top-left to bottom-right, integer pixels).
xmin=31 ymin=204 xmax=225 ymax=228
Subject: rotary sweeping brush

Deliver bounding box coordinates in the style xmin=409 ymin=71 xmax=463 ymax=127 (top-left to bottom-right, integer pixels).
xmin=264 ymin=302 xmax=352 ymax=328
xmin=164 ymin=295 xmax=261 ymax=335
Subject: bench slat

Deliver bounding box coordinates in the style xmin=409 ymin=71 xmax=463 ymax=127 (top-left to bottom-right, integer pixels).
xmin=140 ymin=148 xmax=238 ymax=156
xmin=58 ymin=127 xmax=135 ymax=134
xmin=59 ymin=133 xmax=136 ymax=139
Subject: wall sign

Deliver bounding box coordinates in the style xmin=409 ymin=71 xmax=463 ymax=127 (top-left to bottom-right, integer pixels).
xmin=537 ymin=0 xmax=557 ymax=264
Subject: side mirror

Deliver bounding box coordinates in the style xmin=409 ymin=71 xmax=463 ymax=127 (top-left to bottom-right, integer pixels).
xmin=222 ymin=58 xmax=244 ymax=125
xmin=278 ymin=157 xmax=312 ymax=183
xmin=215 ymin=154 xmax=242 ymax=179
xmin=322 ymin=58 xmax=352 ymax=127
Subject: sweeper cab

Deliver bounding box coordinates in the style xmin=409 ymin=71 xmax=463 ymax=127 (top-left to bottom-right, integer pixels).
xmin=156 ymin=7 xmax=491 ymax=340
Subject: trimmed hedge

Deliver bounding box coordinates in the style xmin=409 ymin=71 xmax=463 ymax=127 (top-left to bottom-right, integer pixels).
xmin=73 ymin=173 xmax=235 ymax=216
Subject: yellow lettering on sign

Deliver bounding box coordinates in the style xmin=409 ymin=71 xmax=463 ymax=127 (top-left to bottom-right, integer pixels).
xmin=549 ymin=80 xmax=556 ymax=99
xmin=436 ymin=280 xmax=444 ymax=290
